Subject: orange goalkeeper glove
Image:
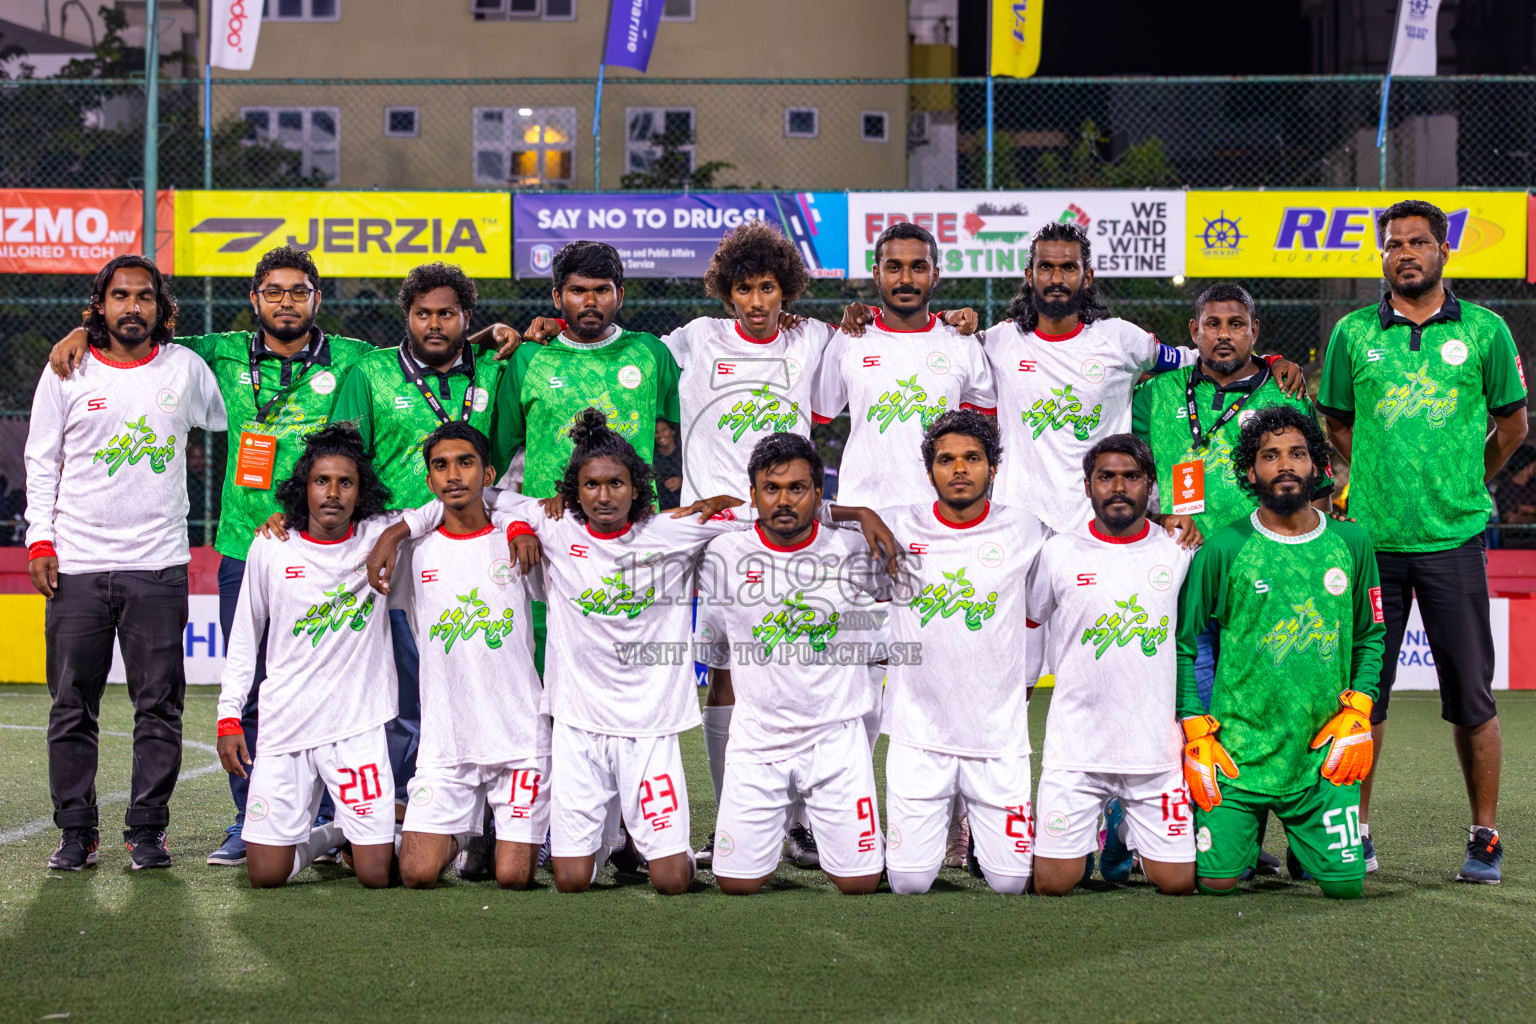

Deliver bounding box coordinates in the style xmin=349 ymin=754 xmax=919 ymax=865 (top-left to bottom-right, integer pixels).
xmin=1182 ymin=714 xmax=1239 ymax=812
xmin=1310 ymin=689 xmax=1375 ymax=786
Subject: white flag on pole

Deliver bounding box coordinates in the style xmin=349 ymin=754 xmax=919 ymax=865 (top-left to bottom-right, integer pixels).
xmin=1388 ymin=0 xmax=1442 ymax=77
xmin=208 ymin=0 xmax=262 ymax=71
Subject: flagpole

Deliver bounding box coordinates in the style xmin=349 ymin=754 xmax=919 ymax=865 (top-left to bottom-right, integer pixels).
xmin=594 ymin=0 xmax=616 ymax=192
xmin=985 ymin=0 xmax=994 ymax=191
xmin=1377 ymin=0 xmax=1405 ymax=189
xmin=142 ymin=0 xmax=160 ymax=260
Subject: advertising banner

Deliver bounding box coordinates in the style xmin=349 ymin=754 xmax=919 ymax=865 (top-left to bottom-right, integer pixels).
xmin=513 ymin=192 xmax=848 ymax=280
xmin=174 ymin=191 xmax=511 ymax=277
xmin=846 ymin=191 xmax=1185 ymax=279
xmin=1394 ymin=598 xmax=1509 ymax=691
xmin=1185 ymin=190 xmax=1527 ymax=278
xmin=106 ymin=595 xmax=225 ymax=685
xmin=0 ymin=189 xmax=174 ymax=273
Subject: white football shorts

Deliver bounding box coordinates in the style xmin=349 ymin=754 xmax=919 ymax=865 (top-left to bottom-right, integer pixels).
xmin=549 ymin=722 xmax=692 ymax=861
xmin=402 ymin=757 xmax=552 ymax=845
xmin=712 ymin=719 xmax=883 ymax=881
xmin=1033 ymin=766 xmax=1196 ymax=863
xmin=243 ymin=725 xmax=396 ymax=847
xmin=884 ymin=741 xmax=1034 ymax=883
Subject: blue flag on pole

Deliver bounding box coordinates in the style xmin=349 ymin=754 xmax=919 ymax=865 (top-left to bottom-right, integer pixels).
xmin=603 ymin=0 xmax=665 ymax=72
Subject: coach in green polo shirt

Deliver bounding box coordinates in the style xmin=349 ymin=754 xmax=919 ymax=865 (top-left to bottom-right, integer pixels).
xmin=1317 ymin=199 xmax=1528 ymax=885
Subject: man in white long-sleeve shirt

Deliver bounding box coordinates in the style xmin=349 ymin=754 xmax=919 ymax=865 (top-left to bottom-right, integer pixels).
xmin=25 ymin=256 xmax=226 ymax=872
xmin=216 ymin=424 xmax=402 ymax=889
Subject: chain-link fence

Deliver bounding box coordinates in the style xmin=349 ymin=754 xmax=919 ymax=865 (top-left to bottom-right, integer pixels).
xmin=3 ymin=74 xmax=1536 ymax=544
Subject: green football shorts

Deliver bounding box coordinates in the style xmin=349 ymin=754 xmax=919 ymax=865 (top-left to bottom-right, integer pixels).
xmin=1194 ymin=780 xmax=1366 ymax=882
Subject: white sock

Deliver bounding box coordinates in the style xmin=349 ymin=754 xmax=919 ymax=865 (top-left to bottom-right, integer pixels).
xmin=290 ymin=822 xmax=344 ymax=881
xmin=454 ymin=830 xmax=480 ymax=856
xmin=888 ymin=867 xmax=939 ymax=895
xmin=702 ymin=705 xmax=733 ymax=805
xmin=1360 ymin=822 xmax=1371 ymax=839
xmin=590 ymin=844 xmax=615 ymax=885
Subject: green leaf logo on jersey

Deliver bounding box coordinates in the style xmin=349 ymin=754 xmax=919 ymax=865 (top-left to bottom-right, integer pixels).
xmin=1026 ymin=385 xmax=1102 ymax=441
xmin=92 ymin=415 xmax=177 ymax=476
xmin=293 ymin=584 xmax=375 ymax=647
xmin=719 ymin=385 xmax=801 ymax=442
xmin=1375 ymin=363 xmax=1459 ymax=429
xmin=428 ymin=587 xmax=516 ymax=653
xmin=1257 ymin=597 xmax=1341 ymax=666
xmin=868 ymin=376 xmax=947 ymax=434
xmin=241 ymin=394 xmax=322 ymax=440
xmin=560 ymin=391 xmax=641 ymax=444
xmin=753 ymin=592 xmax=840 ymax=654
xmin=909 ymin=567 xmax=997 ymax=631
xmin=573 ymin=570 xmax=656 ymax=620
xmin=1079 ymin=593 xmax=1169 ymax=659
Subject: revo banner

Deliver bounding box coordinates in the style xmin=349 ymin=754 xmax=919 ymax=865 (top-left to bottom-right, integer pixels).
xmin=174 ymin=191 xmax=511 ymax=277
xmin=1185 ymin=190 xmax=1528 ymax=278
xmin=0 ymin=189 xmax=174 ymax=273
xmin=846 ymin=190 xmax=1186 ymax=279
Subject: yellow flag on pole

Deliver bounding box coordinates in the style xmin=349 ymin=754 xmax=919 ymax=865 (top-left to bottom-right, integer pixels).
xmin=990 ymin=0 xmax=1045 ymax=79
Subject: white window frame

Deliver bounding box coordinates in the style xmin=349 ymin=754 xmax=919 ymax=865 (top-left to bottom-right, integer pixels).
xmin=241 ymin=106 xmax=341 ymax=184
xmin=473 ymin=106 xmax=577 ymax=186
xmin=784 ymin=106 xmax=819 ymax=140
xmin=384 ymin=106 xmax=419 ymax=139
xmin=661 ymin=0 xmax=696 ymax=20
xmin=625 ymin=106 xmax=696 ymax=177
xmin=861 ymin=110 xmax=889 ymax=143
xmin=471 ymin=0 xmax=576 ymax=19
xmin=263 ymin=0 xmax=341 ymax=21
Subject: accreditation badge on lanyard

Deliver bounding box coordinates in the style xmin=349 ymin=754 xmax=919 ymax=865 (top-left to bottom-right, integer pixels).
xmin=238 ymin=333 xmax=328 ymax=490
xmin=1174 ymin=361 xmax=1270 ymax=516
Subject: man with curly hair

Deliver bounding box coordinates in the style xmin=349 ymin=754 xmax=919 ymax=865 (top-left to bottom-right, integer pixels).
xmin=26 ymin=255 xmax=226 ymax=872
xmin=217 ymin=424 xmax=403 ymax=889
xmin=1175 ymin=406 xmax=1384 ymax=899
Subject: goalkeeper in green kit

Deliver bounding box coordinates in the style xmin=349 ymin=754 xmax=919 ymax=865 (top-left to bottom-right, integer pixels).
xmin=1176 ymin=406 xmax=1385 ymax=899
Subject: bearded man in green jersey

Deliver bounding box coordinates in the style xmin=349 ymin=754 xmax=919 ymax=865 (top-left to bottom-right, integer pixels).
xmin=1177 ymin=406 xmax=1385 ymax=900
xmin=1317 ymin=199 xmax=1528 ymax=884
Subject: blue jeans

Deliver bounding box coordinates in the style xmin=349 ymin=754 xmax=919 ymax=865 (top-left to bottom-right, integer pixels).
xmin=386 ymin=608 xmax=421 ymax=803
xmin=219 ymin=555 xmax=338 ymax=826
xmin=1194 ymin=619 xmax=1220 ymax=710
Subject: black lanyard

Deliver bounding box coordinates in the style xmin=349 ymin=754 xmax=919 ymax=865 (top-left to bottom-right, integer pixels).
xmin=397 ymin=341 xmax=475 ymax=424
xmin=250 ymin=331 xmax=328 ymax=424
xmin=1185 ymin=359 xmax=1269 ymax=451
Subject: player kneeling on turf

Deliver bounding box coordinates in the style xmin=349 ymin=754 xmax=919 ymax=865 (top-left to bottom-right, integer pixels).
xmin=369 ymin=421 xmax=551 ymax=890
xmin=873 ymin=411 xmax=1047 ymax=895
xmin=216 ymin=425 xmax=402 ymax=888
xmin=1177 ymin=406 xmax=1384 ymax=900
xmin=1026 ymin=434 xmax=1198 ymax=896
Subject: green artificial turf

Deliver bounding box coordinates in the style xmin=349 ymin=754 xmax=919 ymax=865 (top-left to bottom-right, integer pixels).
xmin=0 ymin=684 xmax=1532 ymax=1023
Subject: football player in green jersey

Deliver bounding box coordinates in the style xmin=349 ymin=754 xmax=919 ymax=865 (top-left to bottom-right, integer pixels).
xmin=1317 ymin=200 xmax=1528 ymax=883
xmin=1177 ymin=406 xmax=1385 ymax=899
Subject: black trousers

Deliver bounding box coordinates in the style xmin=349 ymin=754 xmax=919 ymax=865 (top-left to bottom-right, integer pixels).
xmin=45 ymin=567 xmax=189 ymax=830
xmin=1375 ymin=535 xmax=1497 ymax=728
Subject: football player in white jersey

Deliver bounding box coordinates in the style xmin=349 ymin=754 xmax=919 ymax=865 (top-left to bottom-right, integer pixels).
xmin=1024 ymin=433 xmax=1198 ymax=896
xmin=874 ymin=411 xmax=1048 ymax=895
xmin=217 ymin=425 xmax=402 ymax=889
xmin=385 ymin=422 xmax=550 ymax=890
xmin=695 ymin=433 xmax=891 ymax=895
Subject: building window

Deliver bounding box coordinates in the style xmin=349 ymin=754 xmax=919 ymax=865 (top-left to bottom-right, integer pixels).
xmin=474 ymin=106 xmax=576 ymax=186
xmin=784 ymin=107 xmax=818 ymax=139
xmin=626 ymin=107 xmax=694 ymax=176
xmin=662 ymin=0 xmax=695 ymax=19
xmin=471 ymin=0 xmax=575 ymax=18
xmin=384 ymin=107 xmax=419 ymax=139
xmin=264 ymin=0 xmax=340 ymax=20
xmin=861 ymin=110 xmax=889 ymax=143
xmin=241 ymin=106 xmax=340 ymax=183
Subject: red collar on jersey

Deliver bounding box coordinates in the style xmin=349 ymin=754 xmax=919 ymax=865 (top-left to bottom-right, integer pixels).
xmin=932 ymin=500 xmax=990 ymax=530
xmin=755 ymin=520 xmax=819 ymax=552
xmin=301 ymin=523 xmax=356 ymax=545
xmin=734 ymin=321 xmax=779 ymax=345
xmin=585 ymin=520 xmax=632 ymax=540
xmin=1034 ymin=322 xmax=1085 ymax=342
xmin=1088 ymin=520 xmax=1150 ymax=544
xmin=438 ymin=523 xmax=495 ymax=540
xmin=873 ymin=310 xmax=938 ymax=333
xmin=90 ymin=344 xmax=160 ymax=368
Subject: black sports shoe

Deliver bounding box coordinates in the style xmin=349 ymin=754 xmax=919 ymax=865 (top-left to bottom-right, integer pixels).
xmin=1455 ymin=826 xmax=1503 ymax=884
xmin=1285 ymin=845 xmax=1311 ymax=882
xmin=455 ymin=833 xmax=495 ymax=882
xmin=694 ymin=835 xmax=715 ymax=868
xmin=47 ymin=827 xmax=99 ymax=871
xmin=609 ymin=826 xmax=647 ymax=875
xmin=1253 ymin=848 xmax=1282 ymax=876
xmin=786 ymin=823 xmax=820 ymax=868
xmin=965 ymin=827 xmax=985 ymax=880
xmin=123 ymin=826 xmax=173 ymax=870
